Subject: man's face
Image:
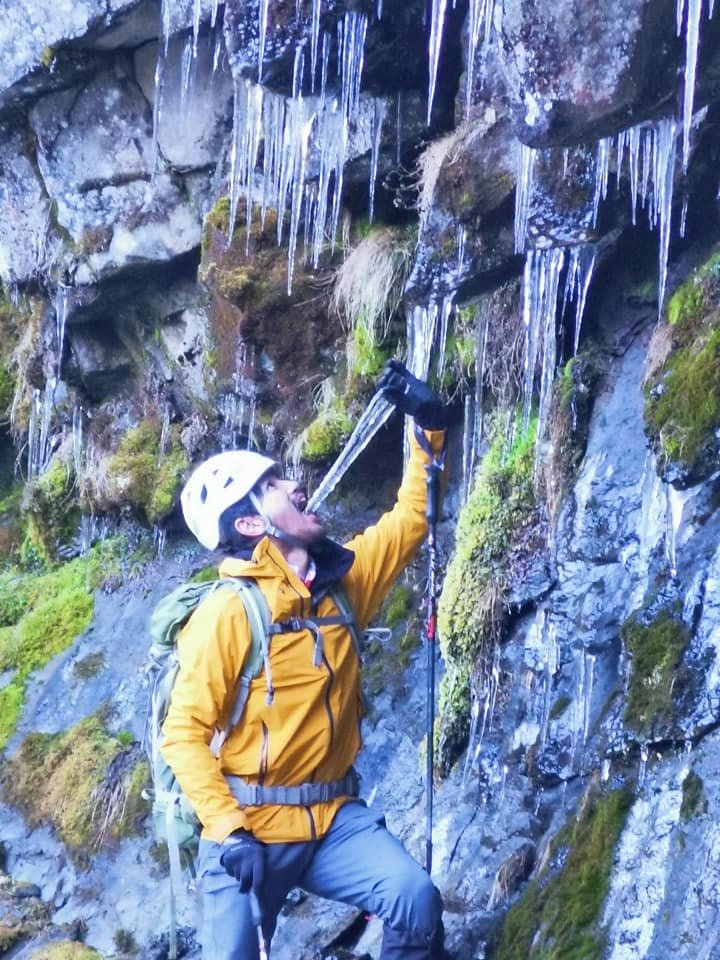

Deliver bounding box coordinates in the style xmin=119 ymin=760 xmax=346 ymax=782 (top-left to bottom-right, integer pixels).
xmin=256 ymin=471 xmax=325 ymax=544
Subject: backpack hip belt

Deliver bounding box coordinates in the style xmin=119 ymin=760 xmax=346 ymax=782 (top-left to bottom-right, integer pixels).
xmin=226 ymin=768 xmax=360 ymax=807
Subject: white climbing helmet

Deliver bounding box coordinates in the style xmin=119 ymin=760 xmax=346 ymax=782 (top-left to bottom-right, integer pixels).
xmin=180 ymin=450 xmax=278 ymax=550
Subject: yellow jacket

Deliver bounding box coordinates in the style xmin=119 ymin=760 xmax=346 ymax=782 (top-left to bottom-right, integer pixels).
xmin=161 ymin=427 xmax=446 ymax=844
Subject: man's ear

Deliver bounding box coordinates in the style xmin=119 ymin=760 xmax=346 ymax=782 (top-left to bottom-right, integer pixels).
xmin=234 ymin=514 xmax=266 ymax=537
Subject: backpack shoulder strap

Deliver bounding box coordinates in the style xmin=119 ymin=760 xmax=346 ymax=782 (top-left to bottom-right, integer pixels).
xmin=222 ymin=578 xmax=274 ymax=732
xmin=328 ymin=582 xmax=362 ymax=658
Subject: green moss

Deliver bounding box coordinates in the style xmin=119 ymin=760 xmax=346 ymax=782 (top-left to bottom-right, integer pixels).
xmin=39 ymin=46 xmax=55 ymax=68
xmin=621 ymin=610 xmax=688 ymax=739
xmin=28 ymin=941 xmax=104 ymax=959
xmin=644 ymin=326 xmax=720 ymax=474
xmin=680 ymin=770 xmax=706 ymax=821
xmin=106 ymin=420 xmax=189 ymax=523
xmin=190 ymin=565 xmax=219 ymax=583
xmin=216 ymin=267 xmax=254 ymax=301
xmin=1 ymin=715 xmax=148 ymax=862
xmin=436 ymin=413 xmax=536 ymax=773
xmin=23 ymin=455 xmax=80 ymax=558
xmin=113 ymin=929 xmax=138 ymax=955
xmin=382 ymin=584 xmax=415 ymax=628
xmin=301 ymin=399 xmax=354 ymax=462
xmin=549 ymin=695 xmax=572 ymax=720
xmin=497 ymin=787 xmax=633 ymax=960
xmin=348 ymin=322 xmax=389 ymax=379
xmin=73 ymin=652 xmax=105 ymax=680
xmin=0 ymin=539 xmax=124 ymax=747
xmin=205 ymin=195 xmax=231 ymax=234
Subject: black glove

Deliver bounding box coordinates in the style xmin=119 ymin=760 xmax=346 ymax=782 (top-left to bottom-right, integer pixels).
xmin=376 ymin=360 xmax=447 ymax=430
xmin=219 ymin=830 xmax=265 ymax=894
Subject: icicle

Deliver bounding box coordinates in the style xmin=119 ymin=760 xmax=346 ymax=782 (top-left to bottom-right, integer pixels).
xmin=227 ymin=78 xmax=265 ymax=245
xmin=654 ymin=118 xmax=678 ymax=312
xmin=464 ymin=0 xmax=493 ymax=116
xmin=151 ymin=0 xmax=172 ymax=175
xmin=514 ymin=145 xmax=536 ymax=254
xmin=562 ymin=245 xmax=596 ymax=356
xmin=521 ymin=248 xmax=565 ymax=439
xmin=287 ymin=114 xmax=315 ymax=294
xmin=680 ymin=0 xmax=703 ymax=172
xmin=72 ymin=405 xmax=83 ymax=477
xmin=457 ymin=224 xmax=467 ymax=274
xmin=461 ymin=393 xmax=476 ymax=505
xmin=396 ymin=90 xmax=402 ymax=164
xmin=368 ymin=98 xmax=387 ymax=223
xmin=154 ymin=525 xmax=167 ymax=559
xmin=258 ymin=0 xmax=270 ymax=81
xmin=677 ymin=0 xmax=687 ymax=34
xmin=427 ymin=0 xmax=449 ymax=124
xmin=212 ymin=24 xmax=224 ymax=72
xmin=158 ymin=404 xmax=171 ymax=465
xmin=679 ymin=195 xmax=689 ymax=237
xmin=638 ymin=743 xmax=649 ymax=787
xmin=616 ymin=128 xmax=627 ymax=187
xmin=310 ymin=0 xmax=322 ymax=93
xmin=474 ymin=299 xmax=490 ymax=446
xmin=192 ymin=0 xmax=202 ymax=57
xmin=592 ymin=137 xmax=611 ymax=227
xmin=306 ymin=392 xmax=395 ymax=511
xmin=340 ymin=12 xmax=367 ymax=120
xmin=628 ymin=124 xmax=641 ymax=224
xmin=211 ymin=0 xmax=221 ymax=28
xmin=407 ymin=303 xmax=440 ymax=380
xmin=710 ymin=0 xmax=716 ymax=16
xmin=55 ymin=283 xmax=70 ymax=378
xmin=180 ymin=37 xmax=193 ymax=116
xmin=435 ymin=297 xmax=454 ymax=383
xmin=320 ymin=31 xmax=331 ymax=109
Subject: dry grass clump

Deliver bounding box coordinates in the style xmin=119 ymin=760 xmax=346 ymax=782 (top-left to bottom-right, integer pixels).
xmin=415 ymin=126 xmax=468 ymax=224
xmin=331 ymin=227 xmax=414 ymax=343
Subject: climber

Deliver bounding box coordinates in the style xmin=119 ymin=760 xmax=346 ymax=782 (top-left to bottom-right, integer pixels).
xmin=161 ymin=360 xmax=449 ymax=960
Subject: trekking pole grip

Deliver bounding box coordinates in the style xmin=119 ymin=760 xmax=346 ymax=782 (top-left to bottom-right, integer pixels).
xmin=425 ymin=462 xmax=441 ymax=526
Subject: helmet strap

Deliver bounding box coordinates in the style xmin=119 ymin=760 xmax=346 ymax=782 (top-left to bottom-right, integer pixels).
xmin=248 ymin=491 xmax=308 ymax=551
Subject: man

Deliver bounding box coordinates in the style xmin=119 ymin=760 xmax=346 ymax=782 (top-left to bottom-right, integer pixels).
xmin=161 ymin=360 xmax=449 ymax=959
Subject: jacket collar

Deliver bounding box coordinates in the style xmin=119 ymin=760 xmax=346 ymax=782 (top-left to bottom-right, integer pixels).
xmin=218 ymin=536 xmax=354 ymax=598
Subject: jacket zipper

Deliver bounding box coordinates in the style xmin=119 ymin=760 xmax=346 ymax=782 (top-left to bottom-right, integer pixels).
xmin=322 ymin=653 xmax=335 ymax=748
xmin=258 ymin=722 xmax=269 ymax=785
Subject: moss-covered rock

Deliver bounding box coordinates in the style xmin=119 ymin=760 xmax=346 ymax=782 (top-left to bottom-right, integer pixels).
xmin=0 ymin=715 xmax=149 ymax=864
xmin=436 ymin=414 xmax=537 ymax=774
xmin=0 ymin=538 xmax=124 ymax=747
xmin=105 ymin=419 xmax=189 ymax=524
xmin=680 ymin=769 xmax=707 ymax=821
xmin=23 ymin=453 xmax=80 ymax=559
xmin=645 ymin=249 xmax=720 ymax=480
xmin=621 ymin=609 xmax=689 ymax=740
xmin=28 ymin=940 xmax=104 ymax=959
xmin=299 ymin=397 xmax=354 ymax=463
xmin=496 ymin=786 xmax=633 ymax=960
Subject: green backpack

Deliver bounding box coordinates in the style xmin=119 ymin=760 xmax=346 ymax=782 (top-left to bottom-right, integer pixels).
xmin=143 ymin=574 xmax=360 ymax=958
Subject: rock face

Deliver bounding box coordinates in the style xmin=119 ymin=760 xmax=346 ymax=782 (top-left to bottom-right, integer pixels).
xmin=3 ymin=2 xmax=720 ymax=960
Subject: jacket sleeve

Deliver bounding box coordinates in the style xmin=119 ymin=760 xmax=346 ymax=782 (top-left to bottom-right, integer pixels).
xmin=160 ymin=588 xmax=252 ymax=842
xmin=342 ymin=426 xmax=447 ymax=628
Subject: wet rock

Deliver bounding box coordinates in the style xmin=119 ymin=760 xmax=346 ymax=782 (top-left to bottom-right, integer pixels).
xmin=0 ymin=124 xmax=54 ymax=287
xmin=29 ymin=63 xmax=202 ymax=276
xmin=405 ymin=112 xmax=519 ymax=302
xmin=497 ymin=0 xmax=690 ymax=146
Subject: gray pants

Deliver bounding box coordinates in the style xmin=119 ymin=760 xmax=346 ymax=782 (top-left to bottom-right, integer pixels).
xmin=198 ymin=801 xmax=444 ymax=959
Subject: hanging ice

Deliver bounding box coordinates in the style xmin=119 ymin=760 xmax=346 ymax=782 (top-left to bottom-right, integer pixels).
xmin=562 ymin=245 xmax=596 ymax=356
xmin=677 ymin=0 xmax=704 ymax=173
xmin=310 ymin=0 xmax=322 ymax=92
xmin=521 ymin=248 xmax=566 ymax=451
xmin=258 ymin=0 xmax=270 ymax=81
xmin=514 ymin=145 xmax=536 ymax=254
xmin=464 ymin=0 xmax=494 ymax=115
xmin=654 ymin=118 xmax=678 ymax=312
xmin=427 ymin=0 xmax=449 ymax=124
xmin=368 ymin=98 xmax=387 ymax=223
xmin=591 ymin=137 xmax=611 ymax=227
xmin=54 ymin=282 xmax=70 ymax=378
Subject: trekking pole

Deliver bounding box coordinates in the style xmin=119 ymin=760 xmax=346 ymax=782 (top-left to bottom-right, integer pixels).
xmin=415 ymin=423 xmax=446 ymax=877
xmin=249 ymin=890 xmax=269 ymax=960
